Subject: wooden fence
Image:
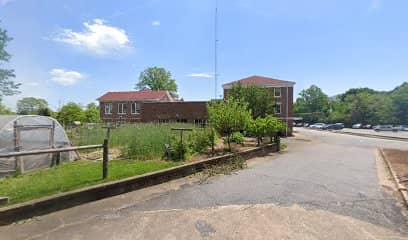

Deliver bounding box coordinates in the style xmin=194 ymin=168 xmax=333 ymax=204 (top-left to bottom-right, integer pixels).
xmin=0 ymin=139 xmax=110 ymax=179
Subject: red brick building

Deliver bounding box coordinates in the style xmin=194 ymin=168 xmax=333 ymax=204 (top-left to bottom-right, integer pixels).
xmin=222 ymin=76 xmax=295 ymax=134
xmin=97 ymin=90 xmax=207 ymax=124
xmin=97 ymin=75 xmax=295 ymax=134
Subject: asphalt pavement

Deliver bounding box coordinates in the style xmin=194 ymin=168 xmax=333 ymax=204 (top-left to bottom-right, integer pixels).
xmin=1 ymin=128 xmax=408 ymax=239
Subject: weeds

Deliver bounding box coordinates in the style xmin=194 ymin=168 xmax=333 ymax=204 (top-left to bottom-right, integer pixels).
xmin=198 ymin=155 xmax=247 ymax=183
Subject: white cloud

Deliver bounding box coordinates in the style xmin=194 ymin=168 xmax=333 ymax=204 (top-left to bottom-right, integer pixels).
xmin=53 ymin=18 xmax=131 ymax=56
xmin=152 ymin=21 xmax=161 ymax=27
xmin=49 ymin=68 xmax=84 ymax=86
xmin=187 ymin=73 xmax=213 ymax=78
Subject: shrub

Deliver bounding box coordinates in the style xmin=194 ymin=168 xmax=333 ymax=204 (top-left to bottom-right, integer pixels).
xmin=169 ymin=136 xmax=190 ymax=161
xmin=230 ymin=132 xmax=244 ymax=144
xmin=188 ymin=129 xmax=215 ymax=154
xmin=247 ymin=118 xmax=267 ymax=146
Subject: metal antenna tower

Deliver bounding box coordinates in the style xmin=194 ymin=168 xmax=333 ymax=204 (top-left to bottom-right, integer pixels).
xmin=214 ymin=0 xmax=218 ymax=99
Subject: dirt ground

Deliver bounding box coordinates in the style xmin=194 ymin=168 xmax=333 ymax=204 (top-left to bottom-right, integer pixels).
xmin=382 ymin=149 xmax=408 ymax=189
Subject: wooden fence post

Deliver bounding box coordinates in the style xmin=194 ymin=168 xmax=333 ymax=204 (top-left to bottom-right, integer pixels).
xmin=56 ymin=152 xmax=61 ymax=166
xmin=103 ymin=139 xmax=109 ymax=179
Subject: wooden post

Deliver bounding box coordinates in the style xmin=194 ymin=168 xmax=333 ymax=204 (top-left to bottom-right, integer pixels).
xmin=56 ymin=152 xmax=61 ymax=166
xmin=171 ymin=128 xmax=192 ymax=160
xmin=106 ymin=126 xmax=111 ymax=140
xmin=276 ymin=136 xmax=281 ymax=152
xmin=103 ymin=139 xmax=109 ymax=179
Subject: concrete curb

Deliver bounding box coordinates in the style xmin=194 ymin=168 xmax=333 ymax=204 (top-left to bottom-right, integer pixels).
xmin=0 ymin=144 xmax=278 ymax=226
xmin=379 ymin=148 xmax=408 ymax=208
xmin=332 ymin=131 xmax=408 ymax=142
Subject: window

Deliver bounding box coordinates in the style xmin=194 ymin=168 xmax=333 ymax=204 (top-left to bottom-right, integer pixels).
xmin=104 ymin=103 xmax=112 ymax=114
xmin=118 ymin=103 xmax=126 ymax=114
xmin=158 ymin=119 xmax=169 ymax=124
xmin=177 ymin=119 xmax=188 ymax=123
xmin=275 ymin=102 xmax=282 ymax=115
xmin=131 ymin=102 xmax=141 ymax=114
xmin=274 ymin=88 xmax=281 ymax=97
xmin=194 ymin=119 xmax=207 ymax=127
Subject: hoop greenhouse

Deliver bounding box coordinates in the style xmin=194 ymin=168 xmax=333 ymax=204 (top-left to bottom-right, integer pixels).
xmin=0 ymin=115 xmax=77 ymax=177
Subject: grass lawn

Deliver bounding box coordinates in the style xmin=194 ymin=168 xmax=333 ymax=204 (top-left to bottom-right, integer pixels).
xmin=0 ymin=160 xmax=180 ymax=206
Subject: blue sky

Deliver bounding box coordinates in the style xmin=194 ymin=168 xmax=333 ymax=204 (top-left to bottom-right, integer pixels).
xmin=1 ymin=0 xmax=407 ymax=110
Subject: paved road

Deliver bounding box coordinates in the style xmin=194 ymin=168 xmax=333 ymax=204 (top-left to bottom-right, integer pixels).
xmin=1 ymin=129 xmax=408 ymax=239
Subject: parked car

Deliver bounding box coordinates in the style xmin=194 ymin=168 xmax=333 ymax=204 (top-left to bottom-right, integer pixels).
xmin=303 ymin=123 xmax=309 ymax=127
xmin=393 ymin=125 xmax=404 ymax=131
xmin=326 ymin=123 xmax=344 ymax=130
xmin=352 ymin=123 xmax=363 ymax=129
xmin=362 ymin=124 xmax=372 ymax=129
xmin=373 ymin=125 xmax=397 ymax=132
xmin=402 ymin=125 xmax=408 ymax=131
xmin=310 ymin=123 xmax=326 ymax=129
xmin=295 ymin=122 xmax=303 ymax=127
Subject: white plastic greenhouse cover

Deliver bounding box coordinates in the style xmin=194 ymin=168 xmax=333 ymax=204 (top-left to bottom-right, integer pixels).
xmin=0 ymin=115 xmax=76 ymax=177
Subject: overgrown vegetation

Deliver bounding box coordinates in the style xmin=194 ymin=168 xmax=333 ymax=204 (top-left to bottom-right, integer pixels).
xmin=0 ymin=160 xmax=179 ymax=205
xmin=198 ymin=155 xmax=247 ymax=183
xmin=71 ymin=123 xmax=216 ymax=161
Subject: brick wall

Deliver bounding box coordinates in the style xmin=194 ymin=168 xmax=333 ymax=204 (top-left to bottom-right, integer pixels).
xmin=141 ymin=101 xmax=208 ymax=123
xmin=99 ymin=101 xmax=143 ymax=123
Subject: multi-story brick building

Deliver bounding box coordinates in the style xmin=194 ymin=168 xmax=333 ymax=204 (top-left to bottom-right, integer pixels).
xmin=222 ymin=76 xmax=295 ymax=134
xmin=97 ymin=75 xmax=295 ymax=134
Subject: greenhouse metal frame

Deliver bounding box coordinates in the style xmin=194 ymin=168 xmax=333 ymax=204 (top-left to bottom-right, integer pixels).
xmin=0 ymin=115 xmax=76 ymax=177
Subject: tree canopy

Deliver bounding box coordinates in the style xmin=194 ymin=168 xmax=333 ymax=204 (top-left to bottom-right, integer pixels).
xmin=84 ymin=103 xmax=100 ymax=123
xmin=16 ymin=97 xmax=48 ymax=115
xmin=228 ymin=84 xmax=275 ymax=118
xmin=136 ymin=67 xmax=178 ymax=96
xmin=0 ymin=25 xmax=20 ymax=100
xmin=207 ymin=98 xmax=252 ymax=150
xmin=294 ymin=82 xmax=408 ymax=125
xmin=56 ymin=102 xmax=85 ymax=127
xmin=294 ymin=85 xmax=329 ymax=123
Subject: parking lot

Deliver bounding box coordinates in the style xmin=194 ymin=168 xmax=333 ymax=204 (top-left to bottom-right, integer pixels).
xmin=340 ymin=128 xmax=408 ymax=139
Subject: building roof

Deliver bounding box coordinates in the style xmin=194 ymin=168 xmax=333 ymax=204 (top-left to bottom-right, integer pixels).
xmin=97 ymin=90 xmax=174 ymax=102
xmin=222 ymin=75 xmax=295 ymax=89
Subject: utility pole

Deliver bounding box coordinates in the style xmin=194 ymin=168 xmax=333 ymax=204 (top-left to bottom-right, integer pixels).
xmin=214 ymin=0 xmax=218 ymax=99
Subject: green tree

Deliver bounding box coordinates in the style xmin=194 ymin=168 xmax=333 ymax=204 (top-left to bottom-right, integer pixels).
xmin=207 ymin=98 xmax=252 ymax=151
xmin=56 ymin=102 xmax=85 ymax=127
xmin=294 ymin=85 xmax=329 ymax=123
xmin=16 ymin=97 xmax=48 ymax=115
xmin=0 ymin=100 xmax=12 ymax=114
xmin=390 ymin=82 xmax=408 ymax=124
xmin=248 ymin=117 xmax=267 ymax=146
xmin=0 ymin=25 xmax=20 ymax=100
xmin=37 ymin=107 xmax=52 ymax=116
xmin=136 ymin=67 xmax=178 ymax=97
xmin=229 ymin=84 xmax=275 ymax=118
xmin=263 ymin=115 xmax=283 ymax=143
xmin=84 ymin=102 xmax=100 ymax=123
